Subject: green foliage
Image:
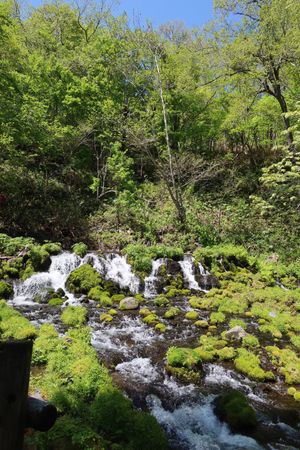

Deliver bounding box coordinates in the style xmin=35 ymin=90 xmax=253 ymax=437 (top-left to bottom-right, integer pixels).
xmin=48 ymin=298 xmax=64 ymax=306
xmin=194 ymin=244 xmax=256 ymax=272
xmin=185 ymin=310 xmax=198 ymax=320
xmin=0 ymin=300 xmax=37 ymax=339
xmin=124 ymin=244 xmax=184 ymax=274
xmin=0 ymin=281 xmax=13 ymax=299
xmin=66 ymin=264 xmax=102 ymax=294
xmin=61 ymin=306 xmax=88 ymax=327
xmin=88 ymin=286 xmax=112 ymax=306
xmin=72 ymin=242 xmax=88 ymax=258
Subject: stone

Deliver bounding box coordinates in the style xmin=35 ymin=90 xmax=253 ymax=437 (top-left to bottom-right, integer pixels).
xmin=119 ymin=297 xmax=139 ymax=310
xmin=225 ymin=326 xmax=247 ymax=341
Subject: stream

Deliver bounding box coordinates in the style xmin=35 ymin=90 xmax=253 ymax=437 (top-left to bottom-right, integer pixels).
xmin=9 ymin=252 xmax=300 ymax=450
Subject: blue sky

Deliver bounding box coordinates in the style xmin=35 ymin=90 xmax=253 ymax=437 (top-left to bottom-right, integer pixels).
xmin=116 ymin=0 xmax=214 ymax=28
xmin=29 ymin=0 xmax=215 ymax=28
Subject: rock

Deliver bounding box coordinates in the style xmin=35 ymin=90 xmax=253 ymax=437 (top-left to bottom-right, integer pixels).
xmin=119 ymin=297 xmax=139 ymax=310
xmin=225 ymin=326 xmax=247 ymax=341
xmin=214 ymin=389 xmax=257 ymax=432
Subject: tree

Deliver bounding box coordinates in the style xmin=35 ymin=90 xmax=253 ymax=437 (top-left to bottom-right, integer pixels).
xmin=214 ymin=0 xmax=300 ymax=148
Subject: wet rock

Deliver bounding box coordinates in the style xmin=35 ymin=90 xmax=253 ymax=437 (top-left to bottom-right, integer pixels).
xmin=119 ymin=297 xmax=139 ymax=310
xmin=214 ymin=389 xmax=257 ymax=432
xmin=225 ymin=326 xmax=247 ymax=341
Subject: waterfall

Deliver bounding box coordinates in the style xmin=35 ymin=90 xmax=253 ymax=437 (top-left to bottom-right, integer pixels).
xmin=86 ymin=253 xmax=140 ymax=294
xmin=144 ymin=258 xmax=167 ymax=298
xmin=179 ymin=255 xmax=203 ymax=291
xmin=198 ymin=262 xmax=211 ymax=292
xmin=12 ymin=252 xmax=81 ymax=305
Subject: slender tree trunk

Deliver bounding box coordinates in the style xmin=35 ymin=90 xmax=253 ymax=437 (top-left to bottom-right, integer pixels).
xmin=154 ymin=53 xmax=186 ymax=224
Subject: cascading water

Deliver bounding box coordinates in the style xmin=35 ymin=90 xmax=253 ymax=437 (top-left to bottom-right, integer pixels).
xmin=179 ymin=255 xmax=204 ymax=291
xmin=84 ymin=252 xmax=140 ymax=294
xmin=198 ymin=262 xmax=211 ymax=292
xmin=144 ymin=258 xmax=167 ymax=298
xmin=12 ymin=252 xmax=81 ymax=305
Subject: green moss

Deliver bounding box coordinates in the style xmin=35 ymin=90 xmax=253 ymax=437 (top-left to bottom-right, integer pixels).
xmin=215 ymin=390 xmax=257 ymax=432
xmin=189 ymin=296 xmax=204 ymax=309
xmin=42 ymin=242 xmax=62 ymax=255
xmin=194 ymin=244 xmax=256 ymax=273
xmin=290 ymin=334 xmax=300 ymax=350
xmin=28 ymin=245 xmax=51 ymax=271
xmin=61 ymin=306 xmax=88 ymax=327
xmin=48 ymin=298 xmax=64 ymax=306
xmin=229 ymin=319 xmax=247 ymax=329
xmin=108 ymin=309 xmax=117 ymax=316
xmin=287 ymin=387 xmax=297 ymax=396
xmin=88 ymin=286 xmax=112 ymax=306
xmin=165 ymin=288 xmax=190 ymax=298
xmin=32 ymin=324 xmax=60 ymax=365
xmin=66 ymin=264 xmax=102 ymax=294
xmin=139 ymin=307 xmax=153 ymax=317
xmin=294 ymin=392 xmax=300 ymax=401
xmin=155 ymin=323 xmax=167 ymax=333
xmin=195 ymin=320 xmax=209 ymax=328
xmin=210 ymin=311 xmax=226 ymax=324
xmin=124 ymin=244 xmax=184 ymax=274
xmin=0 ymin=300 xmax=37 ymax=339
xmin=72 ymin=242 xmax=88 ymax=257
xmin=164 ymin=307 xmax=180 ymax=319
xmin=111 ymin=293 xmax=126 ymax=303
xmin=234 ymin=349 xmax=275 ymax=381
xmin=266 ymin=346 xmax=300 ymax=384
xmin=217 ymin=347 xmax=236 ymax=360
xmin=0 ymin=281 xmax=13 ymax=299
xmin=242 ymin=334 xmax=260 ymax=349
xmin=143 ymin=313 xmax=159 ymax=325
xmin=134 ymin=294 xmax=145 ymax=303
xmin=185 ymin=310 xmax=198 ymax=320
xmin=100 ymin=313 xmax=113 ymax=322
xmin=166 ymin=347 xmax=202 ymax=370
xmin=154 ymin=295 xmax=169 ymax=307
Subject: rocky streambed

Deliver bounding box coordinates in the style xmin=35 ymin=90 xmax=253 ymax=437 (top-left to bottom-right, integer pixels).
xmin=8 ymin=251 xmax=300 ymax=449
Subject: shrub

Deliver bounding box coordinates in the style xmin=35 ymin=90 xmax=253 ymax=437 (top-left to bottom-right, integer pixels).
xmin=42 ymin=242 xmax=62 ymax=255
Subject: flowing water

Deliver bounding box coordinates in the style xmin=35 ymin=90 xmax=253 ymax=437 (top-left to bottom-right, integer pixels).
xmin=9 ymin=252 xmax=300 ymax=450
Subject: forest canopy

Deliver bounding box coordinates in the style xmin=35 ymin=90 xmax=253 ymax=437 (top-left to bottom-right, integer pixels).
xmin=0 ymin=0 xmax=299 ymax=260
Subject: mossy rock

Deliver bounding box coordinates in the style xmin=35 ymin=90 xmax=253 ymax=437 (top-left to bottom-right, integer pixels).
xmin=164 ymin=307 xmax=180 ymax=319
xmin=214 ymin=390 xmax=257 ymax=432
xmin=143 ymin=314 xmax=159 ymax=325
xmin=119 ymin=297 xmax=139 ymax=310
xmin=61 ymin=306 xmax=88 ymax=327
xmin=28 ymin=245 xmax=51 ymax=271
xmin=100 ymin=313 xmax=113 ymax=323
xmin=66 ymin=264 xmax=102 ymax=294
xmin=210 ymin=311 xmax=226 ymax=325
xmin=134 ymin=294 xmax=145 ymax=303
xmin=111 ymin=293 xmax=126 ymax=303
xmin=166 ymin=288 xmax=190 ymax=298
xmin=139 ymin=307 xmax=153 ymax=317
xmin=108 ymin=309 xmax=117 ymax=316
xmin=154 ymin=295 xmax=169 ymax=307
xmin=155 ymin=323 xmax=167 ymax=333
xmin=72 ymin=242 xmax=88 ymax=257
xmin=42 ymin=242 xmax=62 ymax=255
xmin=166 ymin=347 xmax=202 ymax=370
xmin=185 ymin=310 xmax=198 ymax=320
xmin=88 ymin=287 xmax=112 ymax=306
xmin=195 ymin=320 xmax=209 ymax=328
xmin=48 ymin=298 xmax=64 ymax=307
xmin=234 ymin=348 xmax=275 ymax=381
xmin=217 ymin=347 xmax=236 ymax=360
xmin=0 ymin=281 xmax=13 ymax=299
xmin=242 ymin=334 xmax=260 ymax=349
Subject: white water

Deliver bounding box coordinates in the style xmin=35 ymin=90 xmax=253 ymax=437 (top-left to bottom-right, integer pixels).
xmin=179 ymin=255 xmax=204 ymax=291
xmin=148 ymin=395 xmax=263 ymax=450
xmin=144 ymin=258 xmax=167 ymax=298
xmin=12 ymin=252 xmax=81 ymax=305
xmin=115 ymin=358 xmax=160 ymax=384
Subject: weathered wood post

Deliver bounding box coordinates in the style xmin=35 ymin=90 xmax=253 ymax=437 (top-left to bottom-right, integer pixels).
xmin=0 ymin=340 xmax=33 ymax=450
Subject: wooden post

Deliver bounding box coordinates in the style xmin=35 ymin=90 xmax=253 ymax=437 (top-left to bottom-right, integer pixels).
xmin=0 ymin=340 xmax=33 ymax=450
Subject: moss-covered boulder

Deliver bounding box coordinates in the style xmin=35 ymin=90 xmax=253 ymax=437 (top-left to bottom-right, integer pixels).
xmin=164 ymin=307 xmax=180 ymax=319
xmin=214 ymin=390 xmax=257 ymax=432
xmin=72 ymin=242 xmax=88 ymax=257
xmin=0 ymin=281 xmax=13 ymax=299
xmin=166 ymin=346 xmax=202 ymax=381
xmin=119 ymin=297 xmax=139 ymax=310
xmin=66 ymin=264 xmax=102 ymax=294
xmin=28 ymin=245 xmax=51 ymax=271
xmin=88 ymin=287 xmax=112 ymax=306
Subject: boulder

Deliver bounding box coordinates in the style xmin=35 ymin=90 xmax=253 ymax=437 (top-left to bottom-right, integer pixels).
xmin=225 ymin=326 xmax=247 ymax=341
xmin=214 ymin=389 xmax=257 ymax=432
xmin=119 ymin=297 xmax=139 ymax=310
